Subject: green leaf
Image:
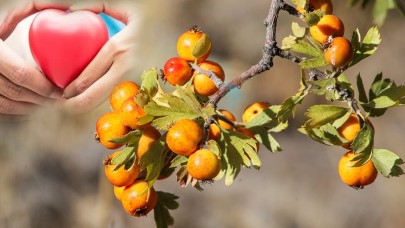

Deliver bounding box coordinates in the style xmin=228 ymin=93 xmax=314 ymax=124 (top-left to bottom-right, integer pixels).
xmin=251 ymin=127 xmax=282 ymax=152
xmin=277 ymin=94 xmax=305 ymax=123
xmin=291 ymin=0 xmax=307 ymax=8
xmin=245 ymin=105 xmax=288 ymax=132
xmin=394 ymin=0 xmax=405 ymax=15
xmin=109 ymin=130 xmax=142 ymax=145
xmin=303 ymin=123 xmax=347 ymax=146
xmin=304 ymin=10 xmax=325 ymax=26
xmin=170 ymin=155 xmax=188 ymax=168
xmin=307 ymin=78 xmax=336 ymax=95
xmin=111 ymin=146 xmax=136 ymax=167
xmin=369 ymin=73 xmax=393 ymax=100
xmin=372 ymin=0 xmax=392 ymax=26
xmin=291 ymin=39 xmax=321 ymax=57
xmin=207 ymin=139 xmax=221 ymax=157
xmin=140 ymin=133 xmax=168 ymax=186
xmin=372 ymin=149 xmax=404 ymax=177
xmin=304 ymin=105 xmax=349 ymax=129
xmin=281 ymin=35 xmax=297 ymax=50
xmin=365 ymin=85 xmax=405 ymax=109
xmin=299 ymin=55 xmax=329 ymax=69
xmin=292 ymin=22 xmax=307 ymax=38
xmin=351 ymin=122 xmax=374 ymax=166
xmin=356 ymin=74 xmax=369 ymax=104
xmin=350 ymin=27 xmax=381 ymax=67
xmin=141 ymin=68 xmax=159 ymax=95
xmin=154 ymin=191 xmax=179 ymax=228
xmin=192 ymin=33 xmax=211 ymax=59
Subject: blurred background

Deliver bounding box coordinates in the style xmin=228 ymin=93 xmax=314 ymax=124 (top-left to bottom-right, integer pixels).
xmin=1 ymin=0 xmax=404 ymax=227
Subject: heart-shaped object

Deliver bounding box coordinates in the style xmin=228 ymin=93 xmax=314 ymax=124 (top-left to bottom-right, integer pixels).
xmin=29 ymin=9 xmax=108 ymax=88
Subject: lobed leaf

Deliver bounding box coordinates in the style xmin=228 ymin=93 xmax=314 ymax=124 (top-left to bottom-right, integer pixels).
xmin=304 ymin=105 xmax=349 ymax=129
xmin=192 ymin=33 xmax=211 ymax=59
xmin=372 ymin=149 xmax=404 ymax=177
xmin=350 ymin=27 xmax=381 ymax=67
xmin=154 ymin=191 xmax=179 ymax=228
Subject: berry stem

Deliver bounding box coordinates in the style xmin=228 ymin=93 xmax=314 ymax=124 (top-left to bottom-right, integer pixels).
xmin=190 ymin=63 xmax=224 ymax=89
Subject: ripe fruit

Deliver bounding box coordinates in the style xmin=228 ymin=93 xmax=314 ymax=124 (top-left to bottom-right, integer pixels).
xmin=110 ymin=81 xmax=140 ymax=111
xmin=338 ymin=151 xmax=378 ymax=188
xmin=166 ymin=119 xmax=202 ymax=156
xmin=209 ymin=109 xmax=236 ymax=140
xmin=96 ymin=112 xmax=130 ymax=149
xmin=324 ymin=37 xmax=353 ymax=68
xmin=310 ymin=15 xmax=344 ymax=44
xmin=298 ymin=0 xmax=333 ymax=14
xmin=119 ymin=98 xmax=146 ymax=129
xmin=114 ymin=186 xmax=125 ymax=201
xmin=121 ymin=181 xmax=157 ymax=217
xmin=104 ymin=151 xmax=140 ymax=187
xmin=242 ymin=101 xmax=270 ymax=123
xmin=338 ymin=114 xmax=360 ymax=143
xmin=187 ymin=149 xmax=221 ymax=180
xmin=193 ymin=60 xmax=225 ymax=96
xmin=177 ymin=27 xmax=211 ymax=62
xmin=137 ymin=126 xmax=161 ymax=159
xmin=163 ymin=57 xmax=193 ymax=86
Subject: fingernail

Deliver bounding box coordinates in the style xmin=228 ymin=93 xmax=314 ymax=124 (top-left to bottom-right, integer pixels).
xmin=51 ymin=89 xmax=64 ymax=99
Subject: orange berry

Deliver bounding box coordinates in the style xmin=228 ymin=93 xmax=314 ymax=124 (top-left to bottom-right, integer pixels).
xmin=193 ymin=60 xmax=225 ymax=96
xmin=96 ymin=112 xmax=130 ymax=149
xmin=242 ymin=102 xmax=270 ymax=123
xmin=338 ymin=114 xmax=360 ymax=143
xmin=114 ymin=186 xmax=125 ymax=201
xmin=104 ymin=151 xmax=140 ymax=187
xmin=121 ymin=181 xmax=157 ymax=217
xmin=187 ymin=149 xmax=221 ymax=180
xmin=310 ymin=15 xmax=344 ymax=44
xmin=209 ymin=109 xmax=236 ymax=140
xmin=118 ymin=98 xmax=146 ymax=129
xmin=177 ymin=27 xmax=211 ymax=63
xmin=163 ymin=57 xmax=193 ymax=86
xmin=324 ymin=37 xmax=353 ymax=68
xmin=166 ymin=119 xmax=202 ymax=156
xmin=110 ymin=81 xmax=140 ymax=112
xmin=137 ymin=126 xmax=161 ymax=159
xmin=338 ymin=151 xmax=378 ymax=188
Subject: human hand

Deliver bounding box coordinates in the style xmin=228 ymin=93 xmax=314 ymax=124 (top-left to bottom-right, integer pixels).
xmin=0 ymin=0 xmax=70 ymax=116
xmin=62 ymin=1 xmax=142 ymax=114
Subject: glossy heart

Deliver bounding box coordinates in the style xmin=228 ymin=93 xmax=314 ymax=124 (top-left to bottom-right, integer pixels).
xmin=29 ymin=9 xmax=108 ymax=88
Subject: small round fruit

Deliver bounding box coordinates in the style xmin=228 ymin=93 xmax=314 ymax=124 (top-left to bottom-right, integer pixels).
xmin=163 ymin=57 xmax=193 ymax=86
xmin=324 ymin=37 xmax=353 ymax=68
xmin=110 ymin=81 xmax=140 ymax=111
xmin=310 ymin=15 xmax=344 ymax=44
xmin=114 ymin=186 xmax=125 ymax=201
xmin=193 ymin=60 xmax=225 ymax=96
xmin=166 ymin=119 xmax=202 ymax=156
xmin=187 ymin=149 xmax=221 ymax=180
xmin=338 ymin=114 xmax=360 ymax=143
xmin=338 ymin=151 xmax=378 ymax=188
xmin=297 ymin=0 xmax=333 ymax=14
xmin=242 ymin=102 xmax=270 ymax=123
xmin=121 ymin=181 xmax=157 ymax=217
xmin=209 ymin=109 xmax=237 ymax=140
xmin=104 ymin=151 xmax=140 ymax=187
xmin=96 ymin=112 xmax=130 ymax=149
xmin=177 ymin=26 xmax=211 ymax=62
xmin=137 ymin=126 xmax=161 ymax=159
xmin=118 ymin=98 xmax=146 ymax=129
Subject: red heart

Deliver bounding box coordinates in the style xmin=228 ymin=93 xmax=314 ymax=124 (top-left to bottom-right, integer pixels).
xmin=29 ymin=9 xmax=108 ymax=88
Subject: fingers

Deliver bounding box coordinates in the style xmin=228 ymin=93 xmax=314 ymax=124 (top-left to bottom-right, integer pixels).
xmin=0 ymin=94 xmax=39 ymax=115
xmin=0 ymin=41 xmax=62 ymax=98
xmin=0 ymin=74 xmax=54 ymax=105
xmin=61 ymin=54 xmax=132 ymax=114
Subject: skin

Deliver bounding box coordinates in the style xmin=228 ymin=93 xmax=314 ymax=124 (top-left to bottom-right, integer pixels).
xmin=113 ymin=185 xmax=125 ymax=201
xmin=118 ymin=97 xmax=145 ymax=129
xmin=193 ymin=60 xmax=225 ymax=96
xmin=338 ymin=151 xmax=378 ymax=188
xmin=121 ymin=180 xmax=157 ymax=217
xmin=166 ymin=119 xmax=202 ymax=156
xmin=163 ymin=57 xmax=192 ymax=86
xmin=136 ymin=125 xmax=161 ymax=159
xmin=324 ymin=37 xmax=353 ymax=68
xmin=187 ymin=149 xmax=221 ymax=180
xmin=0 ymin=0 xmax=143 ymax=115
xmin=0 ymin=0 xmax=67 ymax=116
xmin=338 ymin=113 xmax=360 ymax=143
xmin=104 ymin=151 xmax=140 ymax=187
xmin=310 ymin=14 xmax=344 ymax=44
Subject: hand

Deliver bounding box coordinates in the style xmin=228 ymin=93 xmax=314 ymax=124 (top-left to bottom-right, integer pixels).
xmin=62 ymin=1 xmax=143 ymax=114
xmin=0 ymin=1 xmax=69 ymax=116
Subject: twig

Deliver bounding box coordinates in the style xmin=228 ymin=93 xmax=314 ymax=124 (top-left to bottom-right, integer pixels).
xmin=190 ymin=63 xmax=224 ymax=89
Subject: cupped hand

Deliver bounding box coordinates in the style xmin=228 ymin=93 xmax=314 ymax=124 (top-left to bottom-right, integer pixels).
xmin=61 ymin=1 xmax=143 ymax=114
